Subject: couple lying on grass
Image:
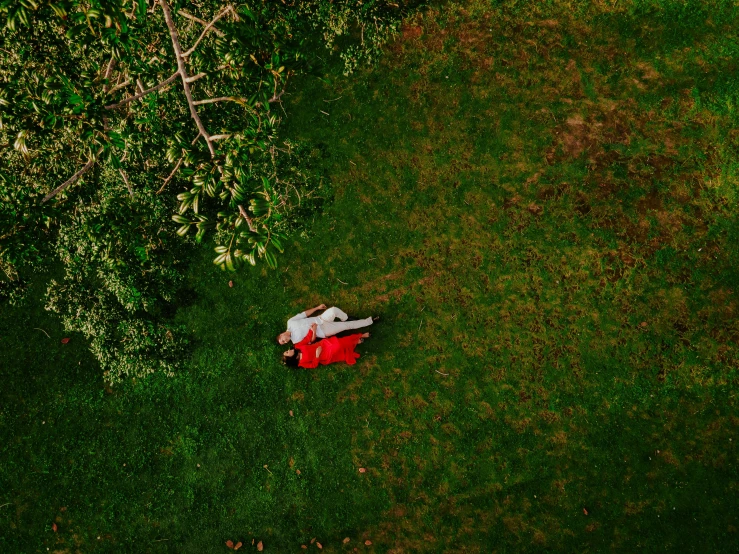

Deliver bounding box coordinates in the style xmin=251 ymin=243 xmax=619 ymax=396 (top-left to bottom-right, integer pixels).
xmin=278 ymin=304 xmax=378 ymax=368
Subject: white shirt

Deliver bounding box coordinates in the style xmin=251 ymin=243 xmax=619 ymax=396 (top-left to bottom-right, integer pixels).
xmin=286 ymin=312 xmax=327 ymax=343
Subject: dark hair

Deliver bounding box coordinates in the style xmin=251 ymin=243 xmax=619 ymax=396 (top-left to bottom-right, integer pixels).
xmin=282 ymin=350 xmax=300 ymax=367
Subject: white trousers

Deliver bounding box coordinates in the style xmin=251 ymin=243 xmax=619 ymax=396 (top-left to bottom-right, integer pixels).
xmin=318 ymin=307 xmax=372 ymax=337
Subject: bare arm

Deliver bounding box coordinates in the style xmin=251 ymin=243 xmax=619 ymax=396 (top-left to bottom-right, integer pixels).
xmin=303 ymin=303 xmax=327 ymax=318
xmin=308 ymin=324 xmax=318 ymax=344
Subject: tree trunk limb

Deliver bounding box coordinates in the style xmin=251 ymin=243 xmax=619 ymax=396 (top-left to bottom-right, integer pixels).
xmin=159 ymin=0 xmax=215 ymax=157
xmin=42 ymin=147 xmax=104 ymax=204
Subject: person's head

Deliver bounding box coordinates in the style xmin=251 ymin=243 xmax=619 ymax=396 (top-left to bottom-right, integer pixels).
xmin=282 ymin=348 xmax=299 ymax=367
xmin=277 ymin=330 xmax=291 ymax=345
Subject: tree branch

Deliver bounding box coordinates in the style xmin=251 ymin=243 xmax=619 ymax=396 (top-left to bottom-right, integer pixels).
xmin=159 ymin=0 xmax=215 ymax=157
xmin=157 ymin=133 xmax=201 ymax=195
xmin=182 ymin=5 xmax=235 ymax=58
xmin=103 ymin=57 xmax=116 ymax=93
xmin=192 ymin=96 xmax=249 ymax=106
xmin=42 ymin=147 xmax=104 ymax=204
xmin=107 ymin=79 xmax=132 ymax=95
xmin=104 ymin=72 xmax=179 ymax=109
xmin=270 ymin=88 xmax=286 ymax=103
xmin=254 ymin=83 xmax=288 ymax=109
xmin=156 ymin=157 xmax=183 ymax=195
xmin=119 ymin=168 xmax=134 ymax=198
xmin=178 ymin=9 xmax=225 ymax=36
xmin=238 ymin=205 xmax=256 ymax=232
xmin=185 ymin=72 xmax=207 ymax=83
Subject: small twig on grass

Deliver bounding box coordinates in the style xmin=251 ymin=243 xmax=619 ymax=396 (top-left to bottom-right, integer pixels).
xmin=320 ymin=110 xmax=330 ymax=116
xmin=349 ymin=160 xmax=357 ymax=166
xmin=0 ymin=503 xmax=11 ymax=509
xmin=435 ymin=370 xmax=449 ymax=376
xmin=34 ymin=328 xmax=51 ymax=338
xmin=337 ymin=278 xmax=348 ymax=285
xmin=323 ymin=96 xmax=343 ymax=102
xmin=418 ymin=320 xmax=423 ymax=331
xmin=153 ymin=539 xmax=169 ymax=542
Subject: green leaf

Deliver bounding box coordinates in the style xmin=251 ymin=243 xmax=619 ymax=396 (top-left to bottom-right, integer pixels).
xmin=65 ymin=24 xmax=86 ymax=40
xmin=250 ymin=198 xmax=269 ymax=216
xmin=214 ymin=253 xmax=227 ymax=265
xmin=264 ymin=250 xmax=277 ymax=269
xmin=225 ymin=255 xmax=235 ymax=271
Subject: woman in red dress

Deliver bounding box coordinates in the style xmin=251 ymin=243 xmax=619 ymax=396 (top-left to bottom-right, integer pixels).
xmin=283 ymin=323 xmax=369 ymax=368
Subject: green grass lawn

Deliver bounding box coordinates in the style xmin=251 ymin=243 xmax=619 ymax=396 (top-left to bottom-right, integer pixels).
xmin=2 ymin=0 xmax=739 ymax=551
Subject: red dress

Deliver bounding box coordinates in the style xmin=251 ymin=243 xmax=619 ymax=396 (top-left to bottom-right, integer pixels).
xmin=295 ymin=330 xmax=363 ymax=368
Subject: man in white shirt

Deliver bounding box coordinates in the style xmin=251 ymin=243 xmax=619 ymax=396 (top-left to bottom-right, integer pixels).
xmin=277 ymin=303 xmax=375 ymax=345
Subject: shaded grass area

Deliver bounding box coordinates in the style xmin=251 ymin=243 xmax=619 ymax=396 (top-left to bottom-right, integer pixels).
xmin=2 ymin=0 xmax=739 ymax=551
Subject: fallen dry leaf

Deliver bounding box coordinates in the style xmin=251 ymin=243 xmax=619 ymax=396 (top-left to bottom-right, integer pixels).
xmin=640 ymin=322 xmax=647 ymax=327
xmin=301 ymin=546 xmax=307 ymax=550
xmin=289 ymin=410 xmax=294 ymax=417
xmin=60 ymin=338 xmax=70 ymax=344
xmin=52 ymin=522 xmax=58 ymax=532
xmin=228 ymin=280 xmax=234 ymax=288
xmin=343 ymin=537 xmax=350 ymax=544
xmin=583 ymin=508 xmax=589 ymax=515
xmin=310 ymin=538 xmax=316 ymax=544
xmin=234 ymin=542 xmax=242 ymax=551
xmin=358 ymin=467 xmax=366 ymax=473
xmin=317 ymin=542 xmax=322 ymax=549
xmin=365 ymin=540 xmax=372 ymax=545
xmin=226 ymin=540 xmax=234 ymax=549
xmin=296 ymin=469 xmax=301 ymax=475
xmin=257 ymin=540 xmax=263 ymax=551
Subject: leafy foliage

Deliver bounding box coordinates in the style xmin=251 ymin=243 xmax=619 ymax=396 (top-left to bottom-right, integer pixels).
xmin=44 ymin=168 xmax=188 ymax=382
